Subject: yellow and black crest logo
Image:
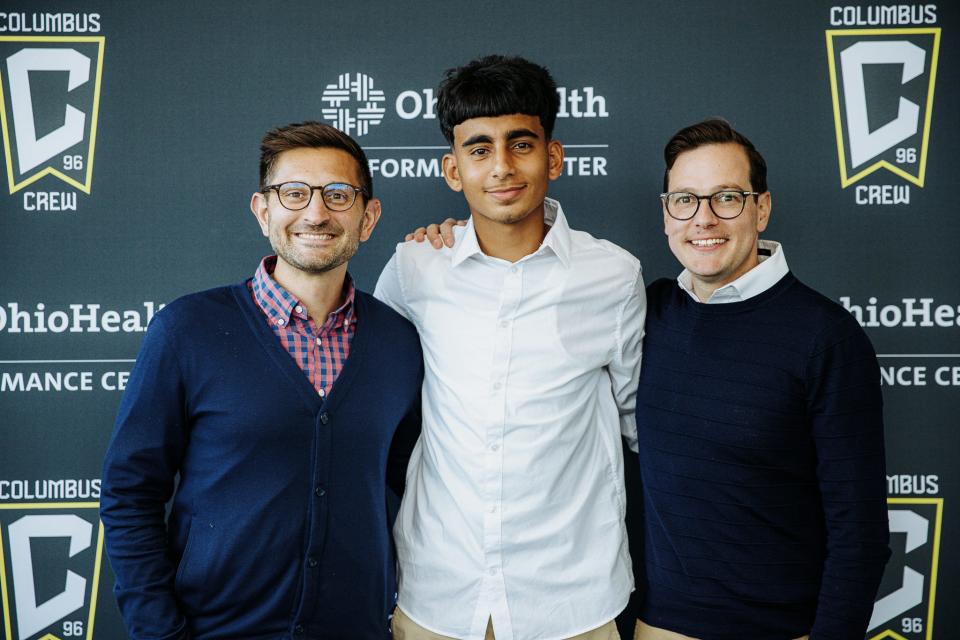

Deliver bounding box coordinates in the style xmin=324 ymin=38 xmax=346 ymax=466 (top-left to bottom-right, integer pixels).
xmin=825 ymin=28 xmax=940 ymax=188
xmin=0 ymin=503 xmax=105 ymax=640
xmin=0 ymin=36 xmax=104 ymax=195
xmin=867 ymin=498 xmax=943 ymax=640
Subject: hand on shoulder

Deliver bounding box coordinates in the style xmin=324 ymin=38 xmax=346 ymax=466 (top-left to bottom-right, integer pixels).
xmin=403 ymin=218 xmax=467 ymax=249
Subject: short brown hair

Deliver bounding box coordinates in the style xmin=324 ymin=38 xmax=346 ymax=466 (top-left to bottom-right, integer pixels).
xmin=258 ymin=121 xmax=373 ymax=198
xmin=663 ymin=118 xmax=767 ymax=194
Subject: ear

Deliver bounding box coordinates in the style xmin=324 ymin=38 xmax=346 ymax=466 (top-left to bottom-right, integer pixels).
xmin=250 ymin=191 xmax=270 ymax=237
xmin=755 ymin=191 xmax=771 ymax=232
xmin=547 ymin=139 xmax=564 ymax=181
xmin=442 ymin=152 xmax=463 ymax=192
xmin=359 ymin=198 xmax=382 ymax=243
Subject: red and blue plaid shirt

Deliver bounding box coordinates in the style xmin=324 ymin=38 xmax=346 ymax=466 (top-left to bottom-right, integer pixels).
xmin=249 ymin=256 xmax=356 ymax=398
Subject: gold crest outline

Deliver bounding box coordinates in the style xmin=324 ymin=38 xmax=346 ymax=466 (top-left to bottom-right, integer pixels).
xmin=0 ymin=502 xmax=103 ymax=640
xmin=0 ymin=36 xmax=105 ymax=195
xmin=867 ymin=497 xmax=944 ymax=640
xmin=825 ymin=28 xmax=941 ymax=188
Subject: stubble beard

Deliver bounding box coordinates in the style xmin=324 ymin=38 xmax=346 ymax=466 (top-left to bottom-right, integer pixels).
xmin=272 ymin=220 xmax=362 ymax=275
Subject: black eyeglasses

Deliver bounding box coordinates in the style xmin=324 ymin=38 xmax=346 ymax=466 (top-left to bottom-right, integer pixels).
xmin=262 ymin=181 xmax=368 ymax=212
xmin=660 ymin=190 xmax=759 ymax=220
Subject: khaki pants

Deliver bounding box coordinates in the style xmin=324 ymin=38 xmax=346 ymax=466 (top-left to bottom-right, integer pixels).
xmin=633 ymin=619 xmax=808 ymax=640
xmin=392 ymin=606 xmax=620 ymax=640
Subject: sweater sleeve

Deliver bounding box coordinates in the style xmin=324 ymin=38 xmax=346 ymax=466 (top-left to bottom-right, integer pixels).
xmin=806 ymin=315 xmax=891 ymax=639
xmin=100 ymin=315 xmax=191 ymax=640
xmin=386 ymin=356 xmax=424 ymax=498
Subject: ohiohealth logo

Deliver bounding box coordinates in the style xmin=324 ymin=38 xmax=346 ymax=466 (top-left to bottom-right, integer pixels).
xmin=0 ymin=36 xmax=104 ymax=195
xmin=321 ymin=72 xmax=386 ymax=137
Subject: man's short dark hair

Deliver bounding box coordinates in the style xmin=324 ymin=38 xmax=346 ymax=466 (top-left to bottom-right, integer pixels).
xmin=259 ymin=121 xmax=373 ymax=198
xmin=437 ymin=55 xmax=560 ymax=144
xmin=663 ymin=118 xmax=768 ymax=194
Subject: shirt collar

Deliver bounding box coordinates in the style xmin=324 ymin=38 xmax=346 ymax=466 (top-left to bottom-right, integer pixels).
xmin=677 ymin=239 xmax=788 ymax=304
xmin=450 ymin=197 xmax=572 ymax=269
xmin=251 ymin=255 xmax=356 ymax=326
xmin=539 ymin=198 xmax=572 ymax=268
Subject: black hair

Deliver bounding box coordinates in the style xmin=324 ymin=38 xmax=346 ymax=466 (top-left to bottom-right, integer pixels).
xmin=437 ymin=55 xmax=559 ymax=144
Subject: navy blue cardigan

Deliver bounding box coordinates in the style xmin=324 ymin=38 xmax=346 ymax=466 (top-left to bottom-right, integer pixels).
xmin=636 ymin=274 xmax=889 ymax=640
xmin=101 ymin=283 xmax=423 ymax=640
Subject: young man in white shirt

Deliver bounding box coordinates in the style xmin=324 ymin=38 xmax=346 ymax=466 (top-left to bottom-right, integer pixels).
xmin=375 ymin=55 xmax=645 ymax=640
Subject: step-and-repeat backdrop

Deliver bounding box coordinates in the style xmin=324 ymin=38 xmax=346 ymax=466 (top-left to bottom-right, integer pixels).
xmin=0 ymin=1 xmax=956 ymax=638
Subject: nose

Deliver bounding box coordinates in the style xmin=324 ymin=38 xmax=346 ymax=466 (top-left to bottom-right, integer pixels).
xmin=301 ymin=189 xmax=334 ymax=222
xmin=491 ymin=145 xmax=515 ymax=179
xmin=691 ymin=195 xmax=719 ymax=227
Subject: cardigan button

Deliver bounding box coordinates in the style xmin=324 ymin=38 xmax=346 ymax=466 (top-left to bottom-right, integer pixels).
xmin=307 ymin=556 xmax=318 ymax=568
xmin=315 ymin=486 xmax=326 ymax=497
xmin=293 ymin=624 xmax=304 ymax=635
xmin=320 ymin=412 xmax=329 ymax=425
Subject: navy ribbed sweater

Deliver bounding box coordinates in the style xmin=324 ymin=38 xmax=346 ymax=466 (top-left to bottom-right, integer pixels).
xmin=635 ymin=274 xmax=890 ymax=640
xmin=101 ymin=284 xmax=422 ymax=640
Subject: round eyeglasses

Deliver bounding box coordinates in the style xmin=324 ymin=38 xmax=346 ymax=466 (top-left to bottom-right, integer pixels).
xmin=660 ymin=190 xmax=759 ymax=220
xmin=262 ymin=181 xmax=368 ymax=212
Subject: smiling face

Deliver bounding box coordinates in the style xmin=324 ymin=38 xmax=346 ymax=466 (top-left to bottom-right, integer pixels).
xmin=250 ymin=147 xmax=380 ymax=281
xmin=663 ymin=143 xmax=771 ymax=301
xmin=441 ymin=113 xmax=563 ymax=229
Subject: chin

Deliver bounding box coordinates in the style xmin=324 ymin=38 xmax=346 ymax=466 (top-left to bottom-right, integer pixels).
xmin=495 ymin=207 xmax=538 ymax=224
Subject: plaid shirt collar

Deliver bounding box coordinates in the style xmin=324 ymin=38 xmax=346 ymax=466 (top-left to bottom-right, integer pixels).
xmin=250 ymin=256 xmax=356 ymax=328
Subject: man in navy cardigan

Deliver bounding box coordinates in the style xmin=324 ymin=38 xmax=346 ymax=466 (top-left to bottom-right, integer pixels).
xmin=100 ymin=122 xmax=423 ymax=640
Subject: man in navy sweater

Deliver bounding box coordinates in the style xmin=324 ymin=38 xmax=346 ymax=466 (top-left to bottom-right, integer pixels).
xmin=100 ymin=122 xmax=423 ymax=640
xmin=634 ymin=119 xmax=890 ymax=639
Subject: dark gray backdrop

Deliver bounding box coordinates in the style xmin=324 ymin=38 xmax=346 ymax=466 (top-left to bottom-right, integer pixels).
xmin=0 ymin=1 xmax=956 ymax=638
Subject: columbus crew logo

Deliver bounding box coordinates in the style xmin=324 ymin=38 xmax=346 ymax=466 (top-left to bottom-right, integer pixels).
xmin=0 ymin=36 xmax=105 ymax=195
xmin=868 ymin=498 xmax=943 ymax=640
xmin=825 ymin=28 xmax=940 ymax=188
xmin=0 ymin=503 xmax=105 ymax=640
xmin=320 ymin=72 xmax=386 ymax=137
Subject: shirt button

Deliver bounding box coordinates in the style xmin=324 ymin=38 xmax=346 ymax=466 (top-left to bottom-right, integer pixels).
xmin=276 ymin=318 xmax=285 ymax=326
xmin=493 ymin=381 xmax=502 ymax=390
xmin=315 ymin=486 xmax=326 ymax=497
xmin=295 ymin=305 xmax=303 ymax=313
xmin=490 ymin=443 xmax=500 ymax=452
xmin=316 ymin=337 xmax=322 ymax=345
xmin=319 ymin=388 xmax=325 ymax=397
xmin=499 ymin=320 xmax=508 ymax=328
xmin=488 ymin=567 xmax=498 ymax=576
xmin=307 ymin=556 xmax=318 ymax=568
xmin=488 ymin=505 xmax=497 ymax=513
xmin=320 ymin=412 xmax=329 ymax=424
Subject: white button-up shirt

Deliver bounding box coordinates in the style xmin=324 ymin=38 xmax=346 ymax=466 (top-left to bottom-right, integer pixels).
xmin=677 ymin=239 xmax=788 ymax=303
xmin=375 ymin=199 xmax=645 ymax=640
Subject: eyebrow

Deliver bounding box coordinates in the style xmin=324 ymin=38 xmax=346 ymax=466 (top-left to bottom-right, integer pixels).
xmin=671 ymin=183 xmax=747 ymax=193
xmin=460 ymin=128 xmax=541 ymax=148
xmin=461 ymin=134 xmax=492 ymax=147
xmin=506 ymin=128 xmax=540 ymax=141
